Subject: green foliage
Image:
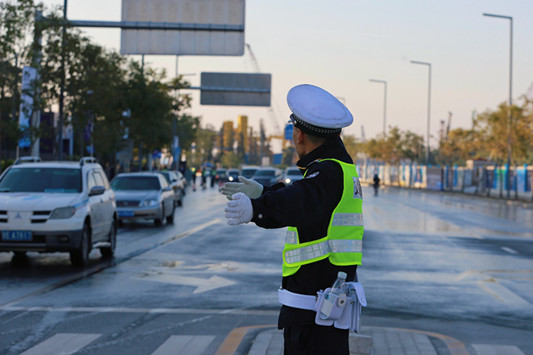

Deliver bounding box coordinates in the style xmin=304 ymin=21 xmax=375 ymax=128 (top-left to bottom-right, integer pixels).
xmin=360 ymin=126 xmax=424 ymax=164
xmin=438 ymin=98 xmax=533 ymax=165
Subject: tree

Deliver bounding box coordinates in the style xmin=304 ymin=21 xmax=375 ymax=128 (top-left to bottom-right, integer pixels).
xmin=0 ymin=0 xmax=42 ymax=157
xmin=360 ymin=127 xmax=423 ymax=164
xmin=436 ymin=128 xmax=478 ymax=165
xmin=124 ymin=62 xmax=174 ymax=166
xmin=471 ymin=100 xmax=532 ymax=165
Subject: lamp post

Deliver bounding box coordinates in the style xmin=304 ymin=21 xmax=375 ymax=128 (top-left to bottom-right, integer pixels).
xmin=483 ymin=13 xmax=513 ymax=199
xmin=410 ymin=60 xmax=432 ymax=166
xmin=369 ymin=79 xmax=387 ymax=135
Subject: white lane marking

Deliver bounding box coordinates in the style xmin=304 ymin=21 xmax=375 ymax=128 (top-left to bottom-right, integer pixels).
xmin=20 ymin=333 xmax=101 ymax=355
xmin=477 ymin=280 xmax=530 ymax=306
xmin=501 ymin=247 xmax=518 ymax=254
xmin=0 ymin=305 xmax=279 ymax=316
xmin=151 ymin=335 xmax=215 ymax=355
xmin=132 ymin=272 xmax=236 ymax=294
xmin=472 ymin=344 xmax=525 ymax=355
xmin=162 ymin=218 xmax=223 ymax=245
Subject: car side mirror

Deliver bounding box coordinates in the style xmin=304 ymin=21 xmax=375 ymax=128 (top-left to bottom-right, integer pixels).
xmin=89 ymin=185 xmax=106 ymax=196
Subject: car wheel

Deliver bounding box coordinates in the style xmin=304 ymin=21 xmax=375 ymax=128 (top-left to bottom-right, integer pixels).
xmin=166 ymin=204 xmax=175 ymax=224
xmin=154 ymin=205 xmax=163 ymax=226
xmin=11 ymin=251 xmax=28 ymax=266
xmin=100 ymin=219 xmax=117 ymax=258
xmin=70 ymin=223 xmax=90 ymax=267
xmin=177 ymin=192 xmax=183 ymax=207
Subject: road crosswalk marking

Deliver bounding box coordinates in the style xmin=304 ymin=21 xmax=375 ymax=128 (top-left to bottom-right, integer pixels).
xmin=151 ymin=335 xmax=215 ymax=355
xmin=477 ymin=280 xmax=530 ymax=306
xmin=472 ymin=344 xmax=525 ymax=355
xmin=19 ymin=333 xmax=101 ymax=355
xmin=17 ymin=333 xmax=217 ymax=355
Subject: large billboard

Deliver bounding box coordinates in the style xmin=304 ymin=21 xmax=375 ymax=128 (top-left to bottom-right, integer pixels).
xmin=120 ymin=0 xmax=245 ymax=56
xmin=200 ymin=72 xmax=271 ymax=107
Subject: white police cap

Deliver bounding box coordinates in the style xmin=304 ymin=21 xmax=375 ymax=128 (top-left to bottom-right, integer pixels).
xmin=287 ymin=84 xmax=353 ymax=134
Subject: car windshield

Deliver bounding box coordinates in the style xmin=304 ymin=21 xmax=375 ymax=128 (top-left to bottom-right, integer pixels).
xmin=241 ymin=168 xmax=257 ymax=178
xmin=111 ymin=176 xmax=161 ymax=191
xmin=0 ymin=167 xmax=81 ymax=193
xmin=159 ymin=172 xmax=171 ymax=183
xmin=254 ymin=170 xmax=275 ymax=177
xmin=228 ymin=171 xmax=239 ymax=176
xmin=286 ymin=168 xmax=300 ymax=176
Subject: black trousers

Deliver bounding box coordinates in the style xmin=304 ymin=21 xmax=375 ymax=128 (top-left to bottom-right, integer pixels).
xmin=283 ymin=324 xmax=349 ymax=355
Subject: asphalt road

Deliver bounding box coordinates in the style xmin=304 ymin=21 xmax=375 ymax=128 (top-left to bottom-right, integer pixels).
xmin=0 ymin=183 xmax=531 ymax=354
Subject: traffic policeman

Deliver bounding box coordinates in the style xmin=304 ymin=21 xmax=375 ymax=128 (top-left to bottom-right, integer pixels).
xmin=222 ymin=84 xmax=364 ymax=355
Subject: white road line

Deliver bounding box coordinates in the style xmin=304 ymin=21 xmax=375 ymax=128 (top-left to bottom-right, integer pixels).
xmin=472 ymin=344 xmax=525 ymax=355
xmin=162 ymin=218 xmax=223 ymax=246
xmin=0 ymin=305 xmax=279 ymax=316
xmin=501 ymin=247 xmax=518 ymax=254
xmin=19 ymin=333 xmax=101 ymax=355
xmin=477 ymin=280 xmax=530 ymax=306
xmin=151 ymin=335 xmax=215 ymax=355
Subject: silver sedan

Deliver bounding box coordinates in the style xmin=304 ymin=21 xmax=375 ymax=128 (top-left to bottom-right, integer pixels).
xmin=111 ymin=172 xmax=175 ymax=226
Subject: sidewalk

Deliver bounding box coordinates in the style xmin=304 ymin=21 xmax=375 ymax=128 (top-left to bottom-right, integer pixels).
xmin=247 ymin=326 xmax=443 ymax=355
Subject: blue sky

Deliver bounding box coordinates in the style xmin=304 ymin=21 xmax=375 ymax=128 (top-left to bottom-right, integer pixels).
xmin=40 ymin=0 xmax=533 ymax=148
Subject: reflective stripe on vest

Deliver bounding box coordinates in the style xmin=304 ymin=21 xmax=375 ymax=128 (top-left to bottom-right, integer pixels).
xmin=284 ymin=239 xmax=363 ymax=264
xmin=282 ymin=159 xmax=364 ymax=277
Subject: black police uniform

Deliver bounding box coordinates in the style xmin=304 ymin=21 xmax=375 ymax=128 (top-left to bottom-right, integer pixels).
xmin=250 ymin=135 xmax=357 ymax=355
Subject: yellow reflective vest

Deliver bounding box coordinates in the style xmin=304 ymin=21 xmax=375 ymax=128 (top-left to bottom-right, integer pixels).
xmin=282 ymin=159 xmax=364 ymax=277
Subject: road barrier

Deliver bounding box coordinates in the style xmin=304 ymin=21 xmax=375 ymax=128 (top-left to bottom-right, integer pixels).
xmin=359 ymin=161 xmax=533 ymax=202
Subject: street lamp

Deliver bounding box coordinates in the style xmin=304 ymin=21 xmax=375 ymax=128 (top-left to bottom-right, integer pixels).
xmin=483 ymin=13 xmax=513 ymax=199
xmin=369 ymin=79 xmax=387 ymax=135
xmin=410 ymin=60 xmax=432 ymax=166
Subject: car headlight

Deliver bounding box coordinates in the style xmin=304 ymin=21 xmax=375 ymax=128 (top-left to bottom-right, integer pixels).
xmin=285 ymin=178 xmax=291 ymax=184
xmin=140 ymin=199 xmax=158 ymax=207
xmin=228 ymin=176 xmax=234 ymax=181
xmin=50 ymin=206 xmax=76 ymax=219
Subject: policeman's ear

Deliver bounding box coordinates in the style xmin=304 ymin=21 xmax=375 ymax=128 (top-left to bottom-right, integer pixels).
xmin=294 ymin=127 xmax=305 ymax=144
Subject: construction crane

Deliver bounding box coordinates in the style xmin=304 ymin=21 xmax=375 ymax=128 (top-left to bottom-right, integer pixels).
xmin=245 ymin=43 xmax=284 ymax=137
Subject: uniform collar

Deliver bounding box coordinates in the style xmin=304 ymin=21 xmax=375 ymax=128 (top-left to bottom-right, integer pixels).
xmin=296 ymin=136 xmax=350 ymax=173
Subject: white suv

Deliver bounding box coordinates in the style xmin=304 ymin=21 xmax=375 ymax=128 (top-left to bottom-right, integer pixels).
xmin=0 ymin=157 xmax=117 ymax=266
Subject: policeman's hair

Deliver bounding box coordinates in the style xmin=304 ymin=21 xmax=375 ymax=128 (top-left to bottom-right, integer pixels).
xmin=305 ymin=131 xmax=340 ymax=145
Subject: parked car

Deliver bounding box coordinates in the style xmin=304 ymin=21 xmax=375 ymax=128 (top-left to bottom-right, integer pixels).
xmin=227 ymin=169 xmax=240 ymax=182
xmin=111 ymin=172 xmax=175 ymax=226
xmin=241 ymin=165 xmax=259 ymax=179
xmin=0 ymin=157 xmax=117 ymax=267
xmin=176 ymin=170 xmax=187 ymax=194
xmin=157 ymin=170 xmax=184 ymax=206
xmin=251 ymin=167 xmax=282 ymax=187
xmin=282 ymin=166 xmax=303 ymax=185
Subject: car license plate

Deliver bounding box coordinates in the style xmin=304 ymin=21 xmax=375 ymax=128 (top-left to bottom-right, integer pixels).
xmin=1 ymin=230 xmax=32 ymax=242
xmin=118 ymin=211 xmax=134 ymax=217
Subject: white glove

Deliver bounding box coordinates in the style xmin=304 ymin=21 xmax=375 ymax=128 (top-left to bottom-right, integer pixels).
xmin=224 ymin=192 xmax=253 ymax=225
xmin=221 ymin=176 xmax=263 ymax=200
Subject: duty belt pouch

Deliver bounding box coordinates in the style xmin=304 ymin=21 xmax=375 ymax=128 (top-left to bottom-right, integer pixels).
xmin=313 ymin=282 xmax=367 ymax=333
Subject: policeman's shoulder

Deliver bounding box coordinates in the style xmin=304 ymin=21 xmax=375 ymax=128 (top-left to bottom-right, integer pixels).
xmin=305 ymin=160 xmax=341 ymax=179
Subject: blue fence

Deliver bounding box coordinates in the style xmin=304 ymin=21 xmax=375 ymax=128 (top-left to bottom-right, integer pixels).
xmin=358 ymin=161 xmax=533 ymax=201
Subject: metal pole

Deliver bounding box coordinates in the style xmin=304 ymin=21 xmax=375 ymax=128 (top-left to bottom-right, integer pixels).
xmin=369 ymin=79 xmax=388 ymax=135
xmin=58 ymin=0 xmax=67 ymax=160
xmin=483 ymin=13 xmax=513 ymax=199
xmin=410 ymin=61 xmax=432 ymax=166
